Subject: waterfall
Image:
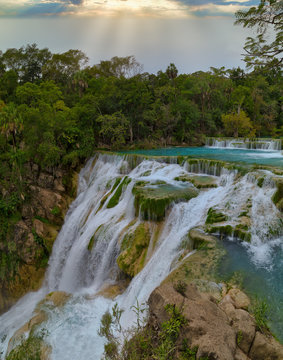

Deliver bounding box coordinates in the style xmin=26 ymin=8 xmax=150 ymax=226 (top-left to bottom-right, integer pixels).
xmin=0 ymin=154 xmax=282 ymax=359
xmin=206 ymin=138 xmax=282 ymax=151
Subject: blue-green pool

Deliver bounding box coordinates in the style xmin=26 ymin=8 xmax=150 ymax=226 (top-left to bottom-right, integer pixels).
xmin=219 ymin=239 xmax=283 ymax=343
xmin=123 ymin=147 xmax=283 ymax=168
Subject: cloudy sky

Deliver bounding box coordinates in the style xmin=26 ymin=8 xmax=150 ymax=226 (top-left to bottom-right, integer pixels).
xmin=0 ymin=0 xmax=259 ymax=73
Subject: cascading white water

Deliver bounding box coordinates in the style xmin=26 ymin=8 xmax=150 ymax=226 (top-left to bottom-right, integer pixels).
xmin=0 ymin=154 xmax=282 ymax=359
xmin=206 ymin=138 xmax=282 ymax=151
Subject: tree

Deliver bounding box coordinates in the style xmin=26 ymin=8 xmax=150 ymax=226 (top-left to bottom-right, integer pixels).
xmin=166 ymin=63 xmax=178 ymax=81
xmin=1 ymin=44 xmax=51 ymax=83
xmin=235 ymin=0 xmax=283 ymax=69
xmin=97 ymin=112 xmax=129 ymax=148
xmin=0 ymin=102 xmax=23 ymax=149
xmin=42 ymin=50 xmax=88 ymax=84
xmin=91 ymin=56 xmax=143 ymax=78
xmin=221 ymin=110 xmax=255 ymax=137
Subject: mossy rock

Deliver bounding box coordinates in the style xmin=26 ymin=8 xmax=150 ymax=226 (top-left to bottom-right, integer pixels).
xmin=6 ymin=335 xmax=50 ymax=360
xmin=133 ymin=183 xmax=199 ymax=221
xmin=272 ymin=178 xmax=283 ymax=211
xmin=87 ymin=224 xmax=104 ymax=251
xmin=175 ymin=175 xmax=218 ymax=189
xmin=257 ymin=177 xmax=265 ymax=188
xmin=188 ymin=228 xmax=216 ymax=250
xmin=207 ymin=224 xmax=251 ymax=242
xmin=186 ymin=158 xmax=249 ymax=177
xmin=117 ymin=223 xmax=151 ymax=277
xmin=107 ymin=176 xmax=131 ymax=208
xmin=234 ymin=228 xmax=251 ymax=242
xmin=207 ymin=225 xmax=233 ymax=237
xmin=206 ymin=208 xmax=228 ymax=224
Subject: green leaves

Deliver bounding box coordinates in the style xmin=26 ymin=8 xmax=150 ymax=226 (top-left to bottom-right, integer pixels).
xmin=97 ymin=112 xmax=130 ymax=149
xmin=235 ymin=0 xmax=283 ymax=69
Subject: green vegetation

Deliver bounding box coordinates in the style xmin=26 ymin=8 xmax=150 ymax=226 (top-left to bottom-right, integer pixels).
xmin=272 ymin=178 xmax=283 ymax=211
xmin=98 ymin=302 xmax=207 ymax=360
xmin=205 ymin=208 xmax=228 ymax=224
xmin=235 ymin=0 xmax=282 ymax=69
xmin=5 ymin=329 xmax=49 ymax=360
xmin=117 ymin=223 xmax=151 ymax=277
xmin=250 ymin=297 xmax=270 ymax=333
xmin=173 ymin=280 xmax=187 ymax=297
xmin=107 ymin=176 xmax=131 ymax=208
xmin=174 ymin=175 xmax=217 ymax=189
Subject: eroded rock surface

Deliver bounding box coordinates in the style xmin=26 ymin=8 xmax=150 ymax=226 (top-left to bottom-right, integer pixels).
xmin=0 ymin=167 xmax=78 ymax=315
xmin=148 ymin=283 xmax=283 ymax=360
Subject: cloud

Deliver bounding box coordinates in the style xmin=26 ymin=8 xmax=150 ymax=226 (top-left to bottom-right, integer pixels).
xmin=0 ymin=0 xmax=84 ymax=16
xmin=19 ymin=2 xmax=69 ymax=16
xmin=0 ymin=0 xmax=260 ymax=17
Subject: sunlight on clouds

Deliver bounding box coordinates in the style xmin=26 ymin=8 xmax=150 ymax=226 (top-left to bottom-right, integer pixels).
xmin=79 ymin=0 xmax=190 ymax=18
xmin=0 ymin=0 xmax=253 ymax=17
xmin=223 ymin=0 xmax=249 ymax=3
xmin=189 ymin=3 xmax=249 ymax=16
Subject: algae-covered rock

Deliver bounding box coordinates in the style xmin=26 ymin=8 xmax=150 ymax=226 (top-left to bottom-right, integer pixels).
xmin=117 ymin=223 xmax=151 ymax=277
xmin=175 ymin=175 xmax=218 ymax=188
xmin=207 ymin=224 xmax=251 ymax=242
xmin=188 ymin=228 xmax=216 ymax=249
xmin=87 ymin=224 xmax=104 ymax=251
xmin=206 ymin=207 xmax=228 ymax=224
xmin=7 ymin=335 xmax=51 ymax=360
xmin=272 ymin=178 xmax=283 ymax=212
xmin=107 ymin=176 xmax=131 ymax=208
xmin=133 ymin=183 xmax=198 ymax=221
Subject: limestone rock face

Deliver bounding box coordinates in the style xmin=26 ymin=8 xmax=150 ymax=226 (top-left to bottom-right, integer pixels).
xmin=235 ymin=347 xmax=251 ymax=360
xmin=0 ymin=167 xmax=77 ymax=315
xmin=148 ymin=283 xmax=283 ymax=360
xmin=149 ymin=283 xmax=237 ymax=360
xmin=228 ymin=288 xmax=250 ymax=310
xmin=249 ymin=332 xmax=283 ymax=360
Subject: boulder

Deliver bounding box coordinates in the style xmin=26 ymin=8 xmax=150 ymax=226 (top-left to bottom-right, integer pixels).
xmin=249 ymin=331 xmax=283 ymax=360
xmin=188 ymin=228 xmax=216 ymax=249
xmin=235 ymin=347 xmax=251 ymax=360
xmin=228 ymin=288 xmax=250 ymax=310
xmin=149 ymin=283 xmax=237 ymax=360
xmin=133 ymin=182 xmax=198 ymax=221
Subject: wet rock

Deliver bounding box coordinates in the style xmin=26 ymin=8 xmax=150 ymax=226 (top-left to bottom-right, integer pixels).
xmin=117 ymin=223 xmax=152 ymax=277
xmin=188 ymin=228 xmax=215 ymax=249
xmin=206 ymin=207 xmax=228 ymax=224
xmin=7 ymin=311 xmax=47 ymax=355
xmin=174 ymin=174 xmax=218 ymax=188
xmin=133 ymin=182 xmax=199 ymax=221
xmin=42 ymin=291 xmax=70 ymax=308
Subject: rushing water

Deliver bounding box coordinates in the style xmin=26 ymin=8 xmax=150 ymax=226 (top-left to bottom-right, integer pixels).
xmin=206 ymin=138 xmax=282 ymax=151
xmin=0 ymin=150 xmax=283 ymax=358
xmin=123 ymin=147 xmax=283 ymax=168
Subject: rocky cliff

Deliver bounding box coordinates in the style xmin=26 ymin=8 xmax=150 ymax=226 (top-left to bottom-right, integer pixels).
xmin=0 ymin=164 xmax=78 ymax=314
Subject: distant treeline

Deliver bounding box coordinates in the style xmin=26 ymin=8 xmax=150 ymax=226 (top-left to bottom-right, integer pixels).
xmin=1 ymin=44 xmax=282 ymax=157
